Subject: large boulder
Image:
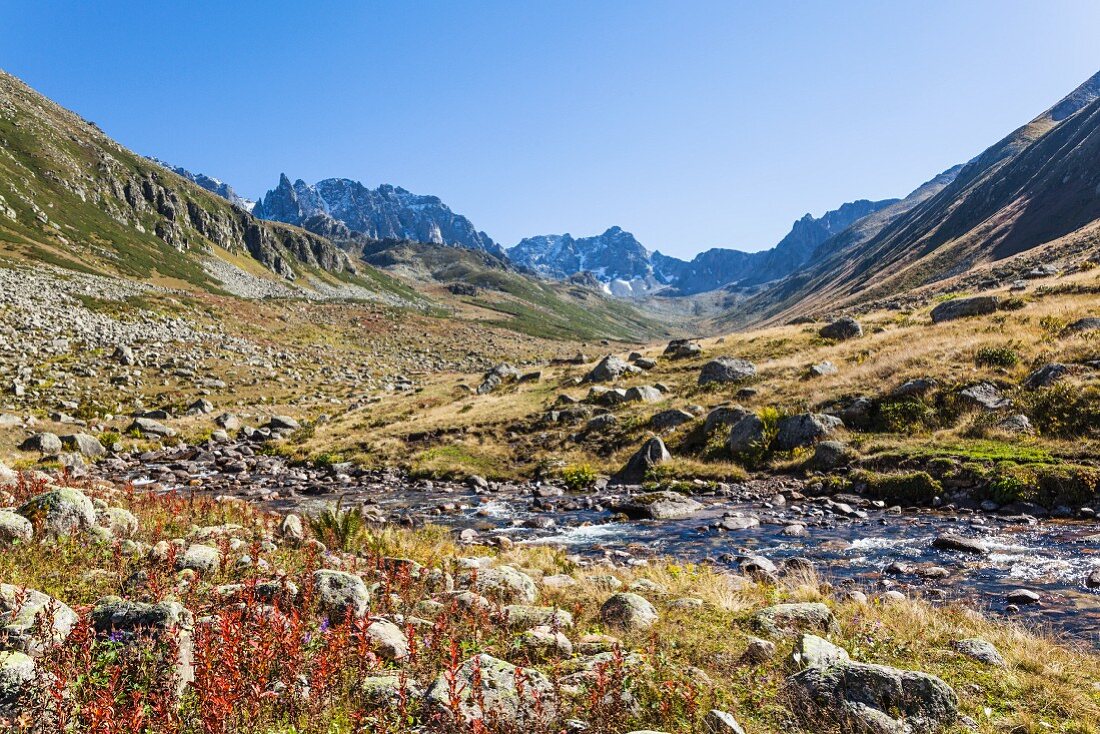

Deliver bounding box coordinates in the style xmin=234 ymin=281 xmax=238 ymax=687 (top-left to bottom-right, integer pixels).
xmin=176 ymin=544 xmax=221 ymax=573
xmin=613 ymin=436 xmax=671 ymax=484
xmin=456 ymin=565 xmax=538 ymax=604
xmin=930 ymin=296 xmax=999 ymax=323
xmin=819 ymin=317 xmax=862 ymax=341
xmin=0 ymin=650 xmax=34 ymax=712
xmin=17 ymin=486 xmax=96 ymax=536
xmin=698 ymin=358 xmax=757 ymax=386
xmin=91 ymin=596 xmax=195 ymax=696
xmin=786 ymin=661 xmax=958 ymax=733
xmin=313 ymin=570 xmax=371 ymax=620
xmin=614 ymin=491 xmax=702 ymax=520
xmin=774 ymin=414 xmax=842 ymax=451
xmin=650 ymin=409 xmax=695 ymax=431
xmin=1062 ymin=317 xmax=1100 ymax=335
xmin=753 ymin=602 xmax=839 ymax=638
xmin=958 ymin=383 xmax=1011 ymax=411
xmin=61 ymin=433 xmax=106 ymax=458
xmin=585 ymin=355 xmax=633 ymax=383
xmin=426 ymin=653 xmax=557 ymax=726
xmin=663 ymin=339 xmax=702 ymax=359
xmin=366 ymin=619 xmax=409 ymax=660
xmin=19 ymin=432 xmax=61 ymax=454
xmin=600 ymin=592 xmax=659 ymax=630
xmin=704 ymin=406 xmax=752 ymax=436
xmin=727 ymin=413 xmax=767 ymax=456
xmin=1022 ymin=363 xmax=1070 ymax=389
xmin=1 ymin=584 xmax=78 ymax=653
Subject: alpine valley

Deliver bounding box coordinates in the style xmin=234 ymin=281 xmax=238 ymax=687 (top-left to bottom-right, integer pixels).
xmin=2 ymin=58 xmax=1100 ymax=734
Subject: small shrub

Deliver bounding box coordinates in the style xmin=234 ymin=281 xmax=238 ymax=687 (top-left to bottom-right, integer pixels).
xmin=560 ymin=463 xmax=598 ymax=491
xmin=873 ymin=399 xmax=936 ymax=433
xmin=974 ymin=345 xmax=1019 ymax=368
xmin=307 ymin=499 xmax=364 ymax=550
xmin=985 ymin=464 xmax=1100 ymax=507
xmin=1020 ymin=383 xmax=1100 ymax=438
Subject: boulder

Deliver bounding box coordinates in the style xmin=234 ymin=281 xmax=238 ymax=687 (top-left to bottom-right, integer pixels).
xmin=267 ymin=415 xmax=300 ymax=431
xmin=600 ymin=592 xmax=658 ymax=630
xmin=930 ymin=296 xmax=999 ymax=323
xmin=624 ymin=385 xmax=662 ymax=403
xmin=515 ymin=626 xmax=572 ymax=659
xmin=17 ymin=486 xmax=96 ymax=536
xmin=931 ymin=534 xmax=988 ymax=555
xmin=753 ymin=602 xmax=839 ymax=638
xmin=0 ymin=511 xmax=32 ymax=544
xmin=774 ymin=413 xmax=842 ymax=451
xmin=952 ymin=638 xmax=1006 ymax=667
xmin=456 ymin=565 xmax=538 ymax=604
xmin=808 ymin=361 xmax=838 ymax=377
xmin=361 ymin=674 xmax=423 ymax=707
xmin=615 ymin=490 xmax=702 ymax=520
xmin=61 ymin=433 xmax=106 ymax=457
xmin=19 ymin=432 xmax=61 ymax=454
xmin=1022 ymin=363 xmax=1070 ymax=389
xmin=585 ymin=355 xmax=633 ymax=383
xmin=649 ymin=409 xmax=695 ymax=431
xmin=99 ymin=507 xmax=139 ymax=538
xmin=425 ymin=653 xmax=556 ymax=726
xmin=1062 ymin=317 xmax=1100 ymax=335
xmin=0 ymin=583 xmax=78 ymax=653
xmin=502 ymin=605 xmax=573 ymax=630
xmin=177 ymin=544 xmax=221 ymax=573
xmin=313 ymin=570 xmax=371 ymax=619
xmin=793 ymin=633 xmax=850 ymax=669
xmin=727 ymin=413 xmax=767 ymax=456
xmin=703 ymin=709 xmax=746 ymax=734
xmin=958 ymin=383 xmax=1011 ymax=410
xmin=819 ymin=317 xmax=862 ymax=341
xmin=0 ymin=650 xmax=34 ymax=712
xmin=613 ymin=436 xmax=671 ymax=483
xmin=786 ymin=661 xmax=958 ymax=733
xmin=698 ymin=358 xmax=757 ymax=386
xmin=704 ymin=406 xmax=752 ymax=435
xmin=127 ymin=417 xmax=177 ymax=439
xmin=366 ymin=619 xmax=409 ymax=660
xmin=90 ymin=596 xmax=194 ymax=696
xmin=664 ymin=339 xmax=702 ymax=359
xmin=809 ymin=441 xmax=855 ymax=470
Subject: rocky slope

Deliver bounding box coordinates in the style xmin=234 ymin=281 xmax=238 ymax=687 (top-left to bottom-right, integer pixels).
xmin=0 ymin=71 xmax=361 ymax=292
xmin=253 ymin=175 xmax=503 ymax=256
xmin=730 ymin=68 xmax=1100 ymax=324
xmin=508 ymin=227 xmax=664 ymax=297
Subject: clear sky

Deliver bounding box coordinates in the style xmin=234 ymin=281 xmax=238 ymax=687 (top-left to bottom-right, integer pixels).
xmin=2 ymin=1 xmax=1098 ymax=257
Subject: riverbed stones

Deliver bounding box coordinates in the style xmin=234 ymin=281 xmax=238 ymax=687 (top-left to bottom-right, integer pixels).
xmin=0 ymin=583 xmax=78 ymax=653
xmin=0 ymin=511 xmax=32 ymax=544
xmin=17 ymin=485 xmax=96 ymax=536
xmin=952 ymin=638 xmax=1006 ymax=667
xmin=1006 ymin=588 xmax=1040 ymax=605
xmin=313 ymin=570 xmax=371 ymax=619
xmin=615 ymin=490 xmax=702 ymax=520
xmin=600 ymin=592 xmax=658 ymax=630
xmin=819 ymin=317 xmax=862 ymax=341
xmin=698 ymin=358 xmax=757 ymax=386
xmin=774 ymin=413 xmax=842 ymax=451
xmin=785 ymin=660 xmax=958 ymax=733
xmin=456 ymin=565 xmax=538 ymax=604
xmin=931 ymin=534 xmax=988 ymax=555
xmin=613 ymin=436 xmax=671 ymax=483
xmin=931 ymin=295 xmax=999 ymax=323
xmin=753 ymin=602 xmax=839 ymax=638
xmin=19 ymin=432 xmax=61 ymax=453
xmin=426 ymin=653 xmax=557 ymax=726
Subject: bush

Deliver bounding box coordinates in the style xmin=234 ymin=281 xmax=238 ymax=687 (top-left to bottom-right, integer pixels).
xmin=985 ymin=464 xmax=1100 ymax=507
xmin=974 ymin=345 xmax=1019 ymax=368
xmin=734 ymin=406 xmax=781 ymax=469
xmin=852 ymin=470 xmax=942 ymax=505
xmin=1020 ymin=383 xmax=1100 ymax=438
xmin=560 ymin=463 xmax=598 ymax=491
xmin=873 ymin=399 xmax=936 ymax=433
xmin=307 ymin=499 xmax=364 ymax=550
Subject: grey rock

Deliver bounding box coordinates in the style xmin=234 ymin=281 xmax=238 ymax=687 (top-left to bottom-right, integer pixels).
xmin=425 ymin=653 xmax=556 ymax=726
xmin=931 ymin=296 xmax=1000 ymax=323
xmin=774 ymin=413 xmax=842 ymax=451
xmin=1022 ymin=363 xmax=1070 ymax=389
xmin=1 ymin=583 xmax=78 ymax=653
xmin=600 ymin=592 xmax=658 ymax=630
xmin=0 ymin=511 xmax=32 ymax=544
xmin=753 ymin=602 xmax=839 ymax=638
xmin=17 ymin=486 xmax=96 ymax=536
xmin=177 ymin=544 xmax=221 ymax=573
xmin=615 ymin=490 xmax=702 ymax=520
xmin=703 ymin=709 xmax=746 ymax=734
xmin=127 ymin=417 xmax=177 ymax=439
xmin=727 ymin=413 xmax=767 ymax=455
xmin=1063 ymin=317 xmax=1100 ymax=335
xmin=958 ymin=382 xmax=1011 ymax=410
xmin=62 ymin=432 xmax=106 ymax=457
xmin=313 ymin=570 xmax=371 ymax=619
xmin=698 ymin=358 xmax=757 ymax=386
xmin=809 ymin=360 xmax=838 ymax=377
xmin=819 ymin=317 xmax=862 ymax=340
xmin=585 ymin=355 xmax=633 ymax=383
xmin=613 ymin=436 xmax=671 ymax=483
xmin=1005 ymin=588 xmax=1040 ymax=605
xmin=19 ymin=432 xmax=61 ymax=453
xmin=663 ymin=339 xmax=702 ymax=359
xmin=704 ymin=405 xmax=752 ymax=435
xmin=794 ymin=633 xmax=851 ymax=669
xmin=267 ymin=415 xmax=300 ymax=431
xmin=0 ymin=651 xmax=35 ymax=711
xmin=953 ymin=638 xmax=1006 ymax=667
xmin=649 ymin=409 xmax=695 ymax=431
xmin=809 ymin=440 xmax=855 ymax=470
xmin=457 ymin=565 xmax=538 ymax=604
xmin=932 ymin=534 xmax=988 ymax=555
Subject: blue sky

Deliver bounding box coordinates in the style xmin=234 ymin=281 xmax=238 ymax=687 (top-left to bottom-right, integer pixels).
xmin=2 ymin=1 xmax=1098 ymax=257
